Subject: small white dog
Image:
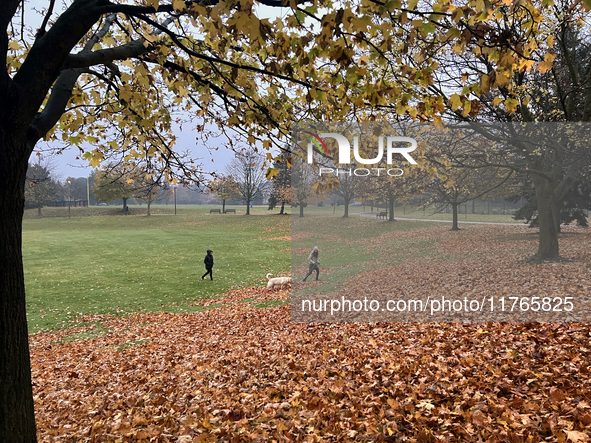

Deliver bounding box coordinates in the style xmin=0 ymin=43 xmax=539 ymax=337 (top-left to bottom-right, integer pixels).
xmin=266 ymin=273 xmax=292 ymax=291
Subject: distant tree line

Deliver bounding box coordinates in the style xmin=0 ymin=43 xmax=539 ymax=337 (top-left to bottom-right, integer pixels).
xmin=24 ymin=162 xmax=98 ymax=215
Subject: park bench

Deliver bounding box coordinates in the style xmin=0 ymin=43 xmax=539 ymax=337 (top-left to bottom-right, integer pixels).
xmin=224 ymin=209 xmax=236 ymax=214
xmin=377 ymin=211 xmax=388 ymax=219
xmin=210 ymin=209 xmax=221 ymax=214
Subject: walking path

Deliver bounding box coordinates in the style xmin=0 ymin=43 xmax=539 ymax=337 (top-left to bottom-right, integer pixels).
xmin=356 ymin=213 xmax=523 ymax=226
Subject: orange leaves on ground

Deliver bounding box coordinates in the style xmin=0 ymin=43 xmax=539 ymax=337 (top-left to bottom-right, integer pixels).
xmin=32 ymin=299 xmax=591 ymax=441
xmin=31 ymin=225 xmax=591 ymax=442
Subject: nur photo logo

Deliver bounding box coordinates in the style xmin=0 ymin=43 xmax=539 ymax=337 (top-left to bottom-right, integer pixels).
xmin=302 ymin=132 xmax=418 ymax=177
xmin=303 ymin=132 xmax=418 ymax=165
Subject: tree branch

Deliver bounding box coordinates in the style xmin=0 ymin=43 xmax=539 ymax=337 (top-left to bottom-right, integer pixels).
xmin=30 ymin=15 xmax=176 ymax=146
xmin=62 ymin=39 xmax=150 ymax=69
xmin=136 ymin=13 xmax=315 ymax=89
xmin=36 ymin=0 xmax=56 ymax=38
xmin=62 ymin=15 xmax=177 ymax=70
xmin=13 ymin=0 xmax=105 ymax=129
xmin=0 ymin=0 xmax=22 ymax=97
xmin=97 ymin=0 xmax=304 ymax=15
xmin=28 ymin=68 xmax=83 ymax=148
xmin=29 ymin=13 xmax=118 ymax=145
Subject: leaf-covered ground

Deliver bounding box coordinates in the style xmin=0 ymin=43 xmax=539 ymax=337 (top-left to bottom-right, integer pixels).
xmin=31 ymin=225 xmax=591 ymax=442
xmin=32 ymin=297 xmax=591 ymax=442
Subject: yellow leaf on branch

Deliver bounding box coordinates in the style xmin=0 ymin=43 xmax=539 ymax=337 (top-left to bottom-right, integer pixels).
xmin=537 ymin=52 xmax=556 ymax=73
xmin=172 ymin=0 xmax=186 ymax=11
xmin=146 ymin=0 xmax=160 ymax=11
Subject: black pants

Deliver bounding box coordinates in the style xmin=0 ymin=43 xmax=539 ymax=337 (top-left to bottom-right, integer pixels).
xmin=303 ymin=264 xmax=319 ymax=281
xmin=202 ymin=266 xmax=213 ymax=280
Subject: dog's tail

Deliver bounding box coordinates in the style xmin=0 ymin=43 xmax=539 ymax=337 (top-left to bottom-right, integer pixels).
xmin=266 ymin=273 xmax=273 ymax=280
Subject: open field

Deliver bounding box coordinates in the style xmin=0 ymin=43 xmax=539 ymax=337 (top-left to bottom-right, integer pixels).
xmin=290 ymin=207 xmax=590 ymax=306
xmin=299 ymin=204 xmax=523 ymax=224
xmin=23 ymin=205 xmax=290 ymax=332
xmin=29 ymin=212 xmax=591 ymax=442
xmin=292 ymin=214 xmax=591 ymax=322
xmin=25 ymin=204 xmax=589 ymax=330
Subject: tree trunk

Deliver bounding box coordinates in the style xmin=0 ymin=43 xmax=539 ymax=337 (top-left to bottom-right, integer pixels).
xmin=123 ymin=197 xmax=128 ymax=212
xmin=534 ymin=179 xmax=559 ymax=260
xmin=146 ymin=190 xmax=152 ymax=216
xmin=279 ymin=202 xmax=284 ymax=214
xmin=553 ymin=202 xmax=561 ymax=234
xmin=343 ymin=197 xmax=350 ymax=218
xmin=0 ymin=135 xmax=38 ymax=442
xmin=300 ymin=204 xmax=304 ymax=217
xmin=388 ymin=195 xmax=395 ymax=222
xmin=451 ymin=202 xmax=460 ymax=231
xmin=222 ymin=199 xmax=226 ymax=213
xmin=246 ymin=199 xmax=250 ymax=215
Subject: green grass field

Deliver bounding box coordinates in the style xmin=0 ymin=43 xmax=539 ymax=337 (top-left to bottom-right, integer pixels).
xmin=23 ymin=205 xmax=290 ymax=332
xmin=23 ymin=202 xmax=527 ymax=333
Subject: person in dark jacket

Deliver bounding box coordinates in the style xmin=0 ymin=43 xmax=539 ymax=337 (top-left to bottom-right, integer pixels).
xmin=202 ymin=249 xmax=214 ymax=280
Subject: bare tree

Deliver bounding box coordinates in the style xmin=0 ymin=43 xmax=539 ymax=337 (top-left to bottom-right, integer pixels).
xmin=331 ymin=172 xmax=358 ymax=218
xmin=133 ymin=172 xmax=161 ymax=216
xmin=226 ymin=153 xmax=268 ymax=215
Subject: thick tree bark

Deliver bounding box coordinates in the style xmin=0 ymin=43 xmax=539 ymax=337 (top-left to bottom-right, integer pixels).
xmin=553 ymin=200 xmax=561 ymax=234
xmin=299 ymin=204 xmax=304 ymax=217
xmin=533 ymin=177 xmax=559 ymax=260
xmin=0 ymin=131 xmax=37 ymax=442
xmin=388 ymin=196 xmax=395 ymax=222
xmin=343 ymin=197 xmax=350 ymax=218
xmin=451 ymin=202 xmax=460 ymax=231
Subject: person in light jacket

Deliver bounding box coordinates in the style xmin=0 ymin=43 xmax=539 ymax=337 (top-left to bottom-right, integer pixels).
xmin=303 ymin=246 xmax=320 ymax=281
xmin=202 ymin=249 xmax=214 ymax=280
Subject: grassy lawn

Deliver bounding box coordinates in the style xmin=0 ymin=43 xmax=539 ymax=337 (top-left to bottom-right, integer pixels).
xmin=23 ymin=205 xmax=290 ymax=332
xmin=28 ymin=203 xmax=591 ymax=442
xmin=292 ymin=209 xmax=439 ymax=295
xmin=290 ymin=206 xmax=591 ymax=323
xmin=290 ymin=205 xmax=539 ymax=297
xmin=22 ymin=202 xmax=547 ymax=331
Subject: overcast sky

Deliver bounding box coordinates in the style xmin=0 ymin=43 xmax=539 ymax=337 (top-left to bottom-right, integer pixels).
xmin=21 ymin=0 xmax=290 ymax=180
xmin=37 ymin=124 xmax=241 ymax=181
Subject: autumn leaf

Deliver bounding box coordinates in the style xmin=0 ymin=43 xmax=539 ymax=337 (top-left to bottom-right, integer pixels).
xmin=565 ymin=431 xmax=590 ymax=443
xmin=172 ymin=0 xmax=186 ymax=11
xmin=266 ymin=167 xmax=279 ymax=179
xmin=145 ymin=0 xmax=160 ymax=10
xmin=538 ymin=52 xmax=556 ymax=73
